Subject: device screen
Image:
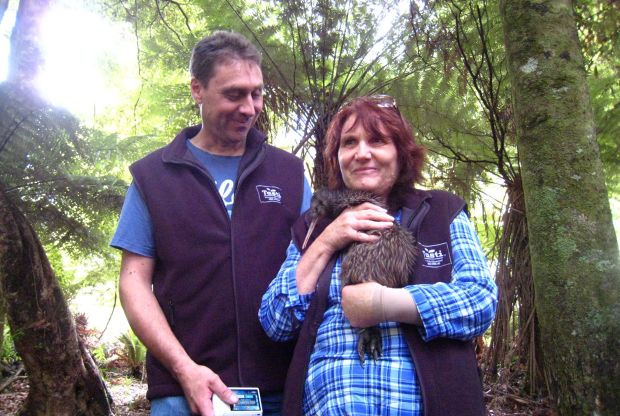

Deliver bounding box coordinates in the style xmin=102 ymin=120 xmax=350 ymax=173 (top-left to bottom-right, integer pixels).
xmin=230 ymin=388 xmax=261 ymax=411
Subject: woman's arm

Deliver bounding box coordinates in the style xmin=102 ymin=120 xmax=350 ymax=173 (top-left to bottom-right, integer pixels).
xmin=260 ymin=202 xmax=395 ymax=341
xmin=342 ymin=283 xmax=421 ymax=327
xmin=409 ymin=211 xmax=498 ymax=341
xmin=259 ymin=242 xmax=311 ymax=342
xmin=342 ymin=210 xmax=497 ymax=340
xmin=295 ymin=202 xmax=395 ymax=294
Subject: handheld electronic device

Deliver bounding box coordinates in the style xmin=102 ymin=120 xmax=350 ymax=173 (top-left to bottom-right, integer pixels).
xmin=212 ymin=387 xmax=262 ymax=416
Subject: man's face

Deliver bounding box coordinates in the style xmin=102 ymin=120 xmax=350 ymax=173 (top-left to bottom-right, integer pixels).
xmin=191 ymin=59 xmax=263 ymax=151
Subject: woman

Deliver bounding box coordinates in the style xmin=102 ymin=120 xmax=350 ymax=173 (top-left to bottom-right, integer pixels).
xmin=259 ymin=95 xmax=498 ymax=415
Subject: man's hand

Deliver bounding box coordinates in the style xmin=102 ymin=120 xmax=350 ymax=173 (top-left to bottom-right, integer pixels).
xmin=175 ymin=361 xmax=238 ymax=416
xmin=120 ymin=251 xmax=238 ymax=415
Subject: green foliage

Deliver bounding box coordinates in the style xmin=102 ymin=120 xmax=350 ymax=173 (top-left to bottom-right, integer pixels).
xmin=91 ymin=343 xmax=111 ymax=374
xmin=258 ymin=0 xmax=418 ymax=184
xmin=0 ymin=84 xmax=126 ymax=253
xmin=117 ymin=329 xmax=146 ymax=379
xmin=575 ymin=0 xmax=619 ymax=69
xmin=0 ymin=82 xmax=131 ymax=298
xmin=0 ymin=326 xmax=18 ymax=363
xmin=575 ymin=0 xmax=619 ymax=194
xmin=98 ymin=0 xmax=207 ymax=142
xmin=372 ymin=0 xmax=517 ymax=225
xmin=92 ymin=344 xmax=107 ymax=364
xmin=587 ymin=63 xmax=620 ymax=194
xmin=44 ymin=249 xmax=78 ymax=299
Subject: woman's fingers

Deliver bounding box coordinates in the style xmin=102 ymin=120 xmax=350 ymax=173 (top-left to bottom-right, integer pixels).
xmin=320 ymin=205 xmax=394 ymax=251
xmin=341 ymin=204 xmax=394 ymax=232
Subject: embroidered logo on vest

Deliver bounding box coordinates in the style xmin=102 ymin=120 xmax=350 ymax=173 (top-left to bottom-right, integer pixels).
xmin=256 ymin=185 xmax=283 ymax=204
xmin=420 ymin=242 xmax=452 ymax=268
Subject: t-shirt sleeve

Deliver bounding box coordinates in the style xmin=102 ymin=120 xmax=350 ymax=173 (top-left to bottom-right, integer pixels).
xmin=110 ymin=182 xmax=156 ymax=258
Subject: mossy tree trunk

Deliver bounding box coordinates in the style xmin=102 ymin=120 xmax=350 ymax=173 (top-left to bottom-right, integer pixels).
xmin=499 ymin=0 xmax=620 ymax=414
xmin=0 ymin=185 xmax=113 ymax=415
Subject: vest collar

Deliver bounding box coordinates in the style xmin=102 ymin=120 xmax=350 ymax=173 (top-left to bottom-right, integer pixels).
xmin=400 ymin=188 xmax=432 ymax=228
xmin=161 ymin=125 xmax=267 ymax=165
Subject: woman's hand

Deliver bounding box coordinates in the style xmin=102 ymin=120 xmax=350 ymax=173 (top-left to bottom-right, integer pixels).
xmin=295 ymin=202 xmax=394 ymax=295
xmin=316 ymin=202 xmax=395 ymax=253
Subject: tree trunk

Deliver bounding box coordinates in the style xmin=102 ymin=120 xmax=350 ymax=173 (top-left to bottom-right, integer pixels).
xmin=0 ymin=185 xmax=112 ymax=415
xmin=8 ymin=0 xmax=50 ymax=85
xmin=499 ymin=1 xmax=620 ymax=414
xmin=312 ymin=115 xmax=329 ymax=189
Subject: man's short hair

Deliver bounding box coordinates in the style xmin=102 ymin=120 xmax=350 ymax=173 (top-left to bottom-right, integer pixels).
xmin=190 ymin=31 xmax=262 ymax=86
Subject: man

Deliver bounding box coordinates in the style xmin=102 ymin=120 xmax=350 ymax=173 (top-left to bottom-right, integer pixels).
xmin=111 ymin=31 xmax=311 ymax=416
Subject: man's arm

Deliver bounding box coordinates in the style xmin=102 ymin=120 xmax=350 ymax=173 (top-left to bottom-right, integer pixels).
xmin=119 ymin=250 xmax=238 ymax=416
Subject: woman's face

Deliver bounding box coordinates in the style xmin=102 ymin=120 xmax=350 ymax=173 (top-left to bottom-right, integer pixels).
xmin=337 ymin=115 xmax=399 ymax=200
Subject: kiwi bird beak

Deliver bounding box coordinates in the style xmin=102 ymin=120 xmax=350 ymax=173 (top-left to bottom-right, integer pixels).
xmin=302 ymin=219 xmax=318 ymax=250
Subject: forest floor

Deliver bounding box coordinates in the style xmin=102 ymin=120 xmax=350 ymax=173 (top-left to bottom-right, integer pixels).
xmin=0 ymin=366 xmax=150 ymax=416
xmin=0 ymin=366 xmax=553 ymax=415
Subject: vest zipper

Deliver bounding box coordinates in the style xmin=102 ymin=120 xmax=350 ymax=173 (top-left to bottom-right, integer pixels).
xmin=230 ymin=143 xmax=264 ymax=386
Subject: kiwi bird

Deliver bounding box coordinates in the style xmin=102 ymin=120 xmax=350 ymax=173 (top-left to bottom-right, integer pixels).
xmin=303 ymin=188 xmax=418 ymax=364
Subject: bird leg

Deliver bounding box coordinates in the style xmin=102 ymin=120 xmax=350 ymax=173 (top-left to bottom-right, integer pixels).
xmin=357 ymin=326 xmax=382 ymax=365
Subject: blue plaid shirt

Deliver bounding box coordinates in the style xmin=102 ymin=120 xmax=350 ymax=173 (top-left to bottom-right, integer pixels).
xmin=259 ymin=211 xmax=498 ymax=415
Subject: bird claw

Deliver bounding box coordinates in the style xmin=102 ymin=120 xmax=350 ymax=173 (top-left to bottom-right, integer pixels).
xmin=357 ymin=326 xmax=382 ymax=365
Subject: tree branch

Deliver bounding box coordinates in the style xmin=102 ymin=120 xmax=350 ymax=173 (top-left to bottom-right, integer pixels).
xmin=155 ymin=0 xmax=185 ymax=46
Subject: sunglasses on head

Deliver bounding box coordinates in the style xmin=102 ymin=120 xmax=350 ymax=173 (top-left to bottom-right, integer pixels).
xmin=368 ymin=94 xmax=398 ymax=109
xmin=338 ymin=94 xmax=401 ymax=116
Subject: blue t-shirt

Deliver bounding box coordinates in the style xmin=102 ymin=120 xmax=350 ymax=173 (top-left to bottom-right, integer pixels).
xmin=111 ymin=140 xmax=312 ymax=257
xmin=187 ymin=140 xmax=241 ymax=216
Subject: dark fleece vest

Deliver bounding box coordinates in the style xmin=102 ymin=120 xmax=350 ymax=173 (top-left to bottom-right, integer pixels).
xmin=131 ymin=126 xmax=304 ymax=399
xmin=283 ymin=189 xmax=485 ymax=416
